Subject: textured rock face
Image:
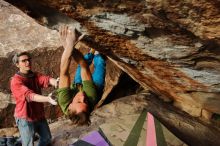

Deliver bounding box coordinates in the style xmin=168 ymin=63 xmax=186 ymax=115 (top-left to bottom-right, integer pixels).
xmin=145 ymin=0 xmax=220 ymax=44
xmin=83 ymin=1 xmax=220 ymax=118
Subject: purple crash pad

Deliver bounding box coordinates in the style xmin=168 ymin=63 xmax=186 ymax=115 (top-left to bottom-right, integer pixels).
xmin=81 ymin=131 xmax=109 ymax=146
xmin=70 ymin=130 xmax=110 ymax=146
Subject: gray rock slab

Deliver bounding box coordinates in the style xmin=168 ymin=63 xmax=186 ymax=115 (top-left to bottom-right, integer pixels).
xmin=0 ymin=0 xmax=59 ymax=58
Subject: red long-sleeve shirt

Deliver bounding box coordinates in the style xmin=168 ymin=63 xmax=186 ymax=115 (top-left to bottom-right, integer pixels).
xmin=10 ymin=72 xmax=50 ymax=121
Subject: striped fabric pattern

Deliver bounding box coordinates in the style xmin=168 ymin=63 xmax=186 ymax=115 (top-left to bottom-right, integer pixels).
xmin=71 ymin=111 xmax=185 ymax=146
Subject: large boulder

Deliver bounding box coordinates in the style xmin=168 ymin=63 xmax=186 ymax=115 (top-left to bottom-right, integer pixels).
xmin=30 ymin=0 xmax=220 ymax=118
xmin=0 ymin=0 xmax=59 ymax=57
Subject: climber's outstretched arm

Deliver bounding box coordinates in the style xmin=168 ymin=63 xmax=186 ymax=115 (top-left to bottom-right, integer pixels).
xmin=59 ymin=25 xmax=77 ymax=88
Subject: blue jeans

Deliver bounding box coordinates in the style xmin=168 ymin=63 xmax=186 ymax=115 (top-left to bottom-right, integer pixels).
xmin=74 ymin=53 xmax=106 ymax=91
xmin=15 ymin=118 xmax=51 ymax=146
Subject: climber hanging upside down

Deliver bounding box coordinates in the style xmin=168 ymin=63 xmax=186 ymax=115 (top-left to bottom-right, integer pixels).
xmin=57 ymin=25 xmax=106 ymax=125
